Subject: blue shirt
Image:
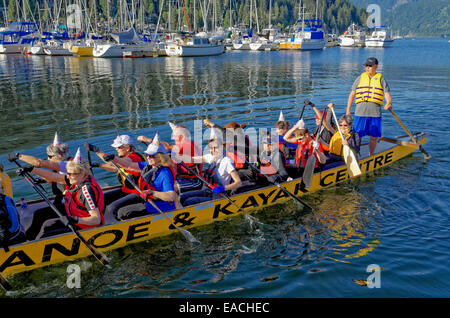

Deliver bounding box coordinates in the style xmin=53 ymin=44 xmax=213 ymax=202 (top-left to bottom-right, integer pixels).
xmin=138 ymin=162 xmax=175 ymax=213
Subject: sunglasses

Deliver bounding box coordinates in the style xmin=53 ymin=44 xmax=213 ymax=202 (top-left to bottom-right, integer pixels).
xmin=146 ymin=154 xmax=156 ymax=159
xmin=47 ymin=154 xmax=54 ymax=159
xmin=67 ymin=172 xmax=81 ymax=176
xmin=339 ymin=124 xmax=349 ymax=127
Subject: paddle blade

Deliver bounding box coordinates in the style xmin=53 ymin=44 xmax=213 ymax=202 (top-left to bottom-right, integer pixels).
xmin=302 ymin=156 xmax=316 ymax=188
xmin=343 ymin=145 xmax=361 ymax=178
xmin=0 ymin=274 xmax=12 ymax=291
xmin=179 ymin=228 xmax=200 ymax=244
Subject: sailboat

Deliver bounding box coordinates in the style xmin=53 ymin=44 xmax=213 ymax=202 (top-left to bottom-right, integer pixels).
xmin=249 ymin=0 xmax=281 ymax=51
xmin=279 ymin=1 xmax=325 ymax=51
xmin=93 ymin=28 xmax=155 ymax=58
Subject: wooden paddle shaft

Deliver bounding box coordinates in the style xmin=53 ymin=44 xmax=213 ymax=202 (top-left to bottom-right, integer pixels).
xmin=389 ymin=109 xmax=417 ymax=143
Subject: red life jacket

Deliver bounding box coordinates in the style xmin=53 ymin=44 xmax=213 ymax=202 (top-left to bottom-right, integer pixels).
xmin=203 ymin=161 xmax=221 ymax=188
xmin=137 ymin=164 xmax=176 ymax=192
xmin=174 ymin=141 xmax=203 ymax=178
xmin=295 ymin=140 xmax=323 ymax=169
xmin=64 ymin=176 xmax=104 ymax=230
xmin=226 ymin=135 xmax=256 ymax=169
xmin=117 ymin=152 xmax=146 ymax=194
xmin=259 ymin=150 xmax=286 ymax=177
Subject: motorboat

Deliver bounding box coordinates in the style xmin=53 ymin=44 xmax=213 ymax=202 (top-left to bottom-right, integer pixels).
xmin=165 ymin=32 xmax=224 ymax=57
xmin=0 ymin=21 xmax=38 ymax=54
xmin=339 ymin=23 xmax=366 ymax=48
xmin=365 ymin=26 xmax=394 ymax=48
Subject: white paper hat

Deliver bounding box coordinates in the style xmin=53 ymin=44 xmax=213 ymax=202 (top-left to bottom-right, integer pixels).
xmin=144 ymin=132 xmax=166 ymax=156
xmin=53 ymin=132 xmax=61 ymax=146
xmin=278 ymin=110 xmax=285 ymax=121
xmin=73 ymin=147 xmax=83 ymax=163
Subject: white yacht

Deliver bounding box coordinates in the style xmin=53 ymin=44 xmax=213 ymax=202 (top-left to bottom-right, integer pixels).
xmin=365 ymin=26 xmax=394 ymax=48
xmin=249 ymin=25 xmax=281 ymax=51
xmin=339 ymin=23 xmax=366 ymax=48
xmin=93 ymin=28 xmax=154 ymax=58
xmin=165 ymin=32 xmax=224 ymax=57
xmin=43 ymin=40 xmax=74 ymax=56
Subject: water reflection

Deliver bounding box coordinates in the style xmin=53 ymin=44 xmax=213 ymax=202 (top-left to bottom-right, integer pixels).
xmin=305 ymin=189 xmax=380 ymax=263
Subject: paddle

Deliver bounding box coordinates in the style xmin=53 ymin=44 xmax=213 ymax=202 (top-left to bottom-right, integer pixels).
xmin=14 ymin=166 xmax=110 ymax=267
xmin=302 ymin=106 xmax=327 ymax=188
xmin=378 ymin=136 xmax=420 ymax=149
xmin=8 ymin=154 xmax=49 ymax=195
xmin=102 ymin=154 xmax=199 ymax=244
xmin=227 ymin=147 xmax=313 ymax=211
xmin=0 ymin=272 xmax=12 ymax=291
xmin=330 ymin=107 xmax=362 ymax=178
xmin=84 ymin=142 xmax=95 ymax=176
xmin=178 ymin=161 xmax=259 ymax=226
xmin=389 ymin=109 xmax=431 ymax=160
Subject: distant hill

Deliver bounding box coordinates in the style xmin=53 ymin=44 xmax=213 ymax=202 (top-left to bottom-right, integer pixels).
xmin=350 ymin=0 xmax=450 ymax=37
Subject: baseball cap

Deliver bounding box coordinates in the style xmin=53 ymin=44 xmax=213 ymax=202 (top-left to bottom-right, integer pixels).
xmin=262 ymin=134 xmax=272 ymax=144
xmin=364 ymin=57 xmax=379 ymax=66
xmin=111 ymin=135 xmax=133 ymax=148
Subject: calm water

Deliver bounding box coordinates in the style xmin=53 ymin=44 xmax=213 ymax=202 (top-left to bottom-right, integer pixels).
xmin=0 ymin=38 xmax=449 ymax=298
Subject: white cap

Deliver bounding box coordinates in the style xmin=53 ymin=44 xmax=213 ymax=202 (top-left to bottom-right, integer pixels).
xmin=278 ymin=110 xmax=285 ymax=121
xmin=53 ymin=132 xmax=61 ymax=146
xmin=144 ymin=132 xmax=166 ymax=156
xmin=73 ymin=147 xmax=83 ymax=163
xmin=111 ymin=135 xmax=133 ymax=148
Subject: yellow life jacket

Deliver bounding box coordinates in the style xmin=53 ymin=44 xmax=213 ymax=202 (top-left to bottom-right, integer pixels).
xmin=329 ymin=132 xmax=351 ymax=156
xmin=0 ymin=171 xmax=13 ymax=198
xmin=355 ymin=72 xmax=384 ymax=105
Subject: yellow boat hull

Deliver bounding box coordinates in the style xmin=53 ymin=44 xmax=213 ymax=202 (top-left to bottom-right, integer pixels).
xmin=71 ymin=45 xmax=94 ymax=57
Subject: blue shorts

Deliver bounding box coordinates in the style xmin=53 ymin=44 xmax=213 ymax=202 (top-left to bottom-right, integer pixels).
xmin=353 ymin=116 xmax=381 ymax=138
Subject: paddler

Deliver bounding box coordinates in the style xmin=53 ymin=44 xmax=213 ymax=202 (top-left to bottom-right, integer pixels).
xmin=179 ymin=138 xmax=242 ymax=206
xmin=0 ymin=193 xmax=26 ymax=249
xmin=86 ymin=135 xmax=146 ymax=223
xmin=100 ymin=133 xmax=177 ymax=220
xmin=274 ymin=111 xmax=297 ymax=166
xmin=203 ymin=119 xmax=258 ymax=183
xmin=306 ymin=100 xmax=337 ymax=155
xmin=346 ymin=57 xmax=393 ymax=155
xmin=8 ymin=132 xmax=71 ymax=208
xmin=326 ymin=104 xmax=361 ymax=167
xmin=0 ymin=163 xmax=13 ymax=198
xmin=138 ymin=124 xmax=203 ymax=193
xmin=258 ymin=134 xmax=289 ymax=184
xmin=15 ymin=148 xmax=104 ymax=239
xmin=283 ymin=120 xmax=327 ymax=178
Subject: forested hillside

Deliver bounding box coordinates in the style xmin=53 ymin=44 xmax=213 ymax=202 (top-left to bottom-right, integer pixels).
xmin=4 ymin=0 xmax=369 ymax=34
xmin=350 ymin=0 xmax=449 ymax=36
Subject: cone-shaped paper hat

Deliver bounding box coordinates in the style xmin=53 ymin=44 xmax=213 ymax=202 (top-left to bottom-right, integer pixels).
xmin=53 ymin=132 xmax=61 ymax=146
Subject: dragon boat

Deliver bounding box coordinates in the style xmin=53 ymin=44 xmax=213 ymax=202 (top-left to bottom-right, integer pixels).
xmin=0 ymin=133 xmax=428 ymax=279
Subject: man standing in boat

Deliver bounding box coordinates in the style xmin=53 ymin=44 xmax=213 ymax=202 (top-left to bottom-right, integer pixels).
xmin=346 ymin=57 xmax=393 ymax=155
